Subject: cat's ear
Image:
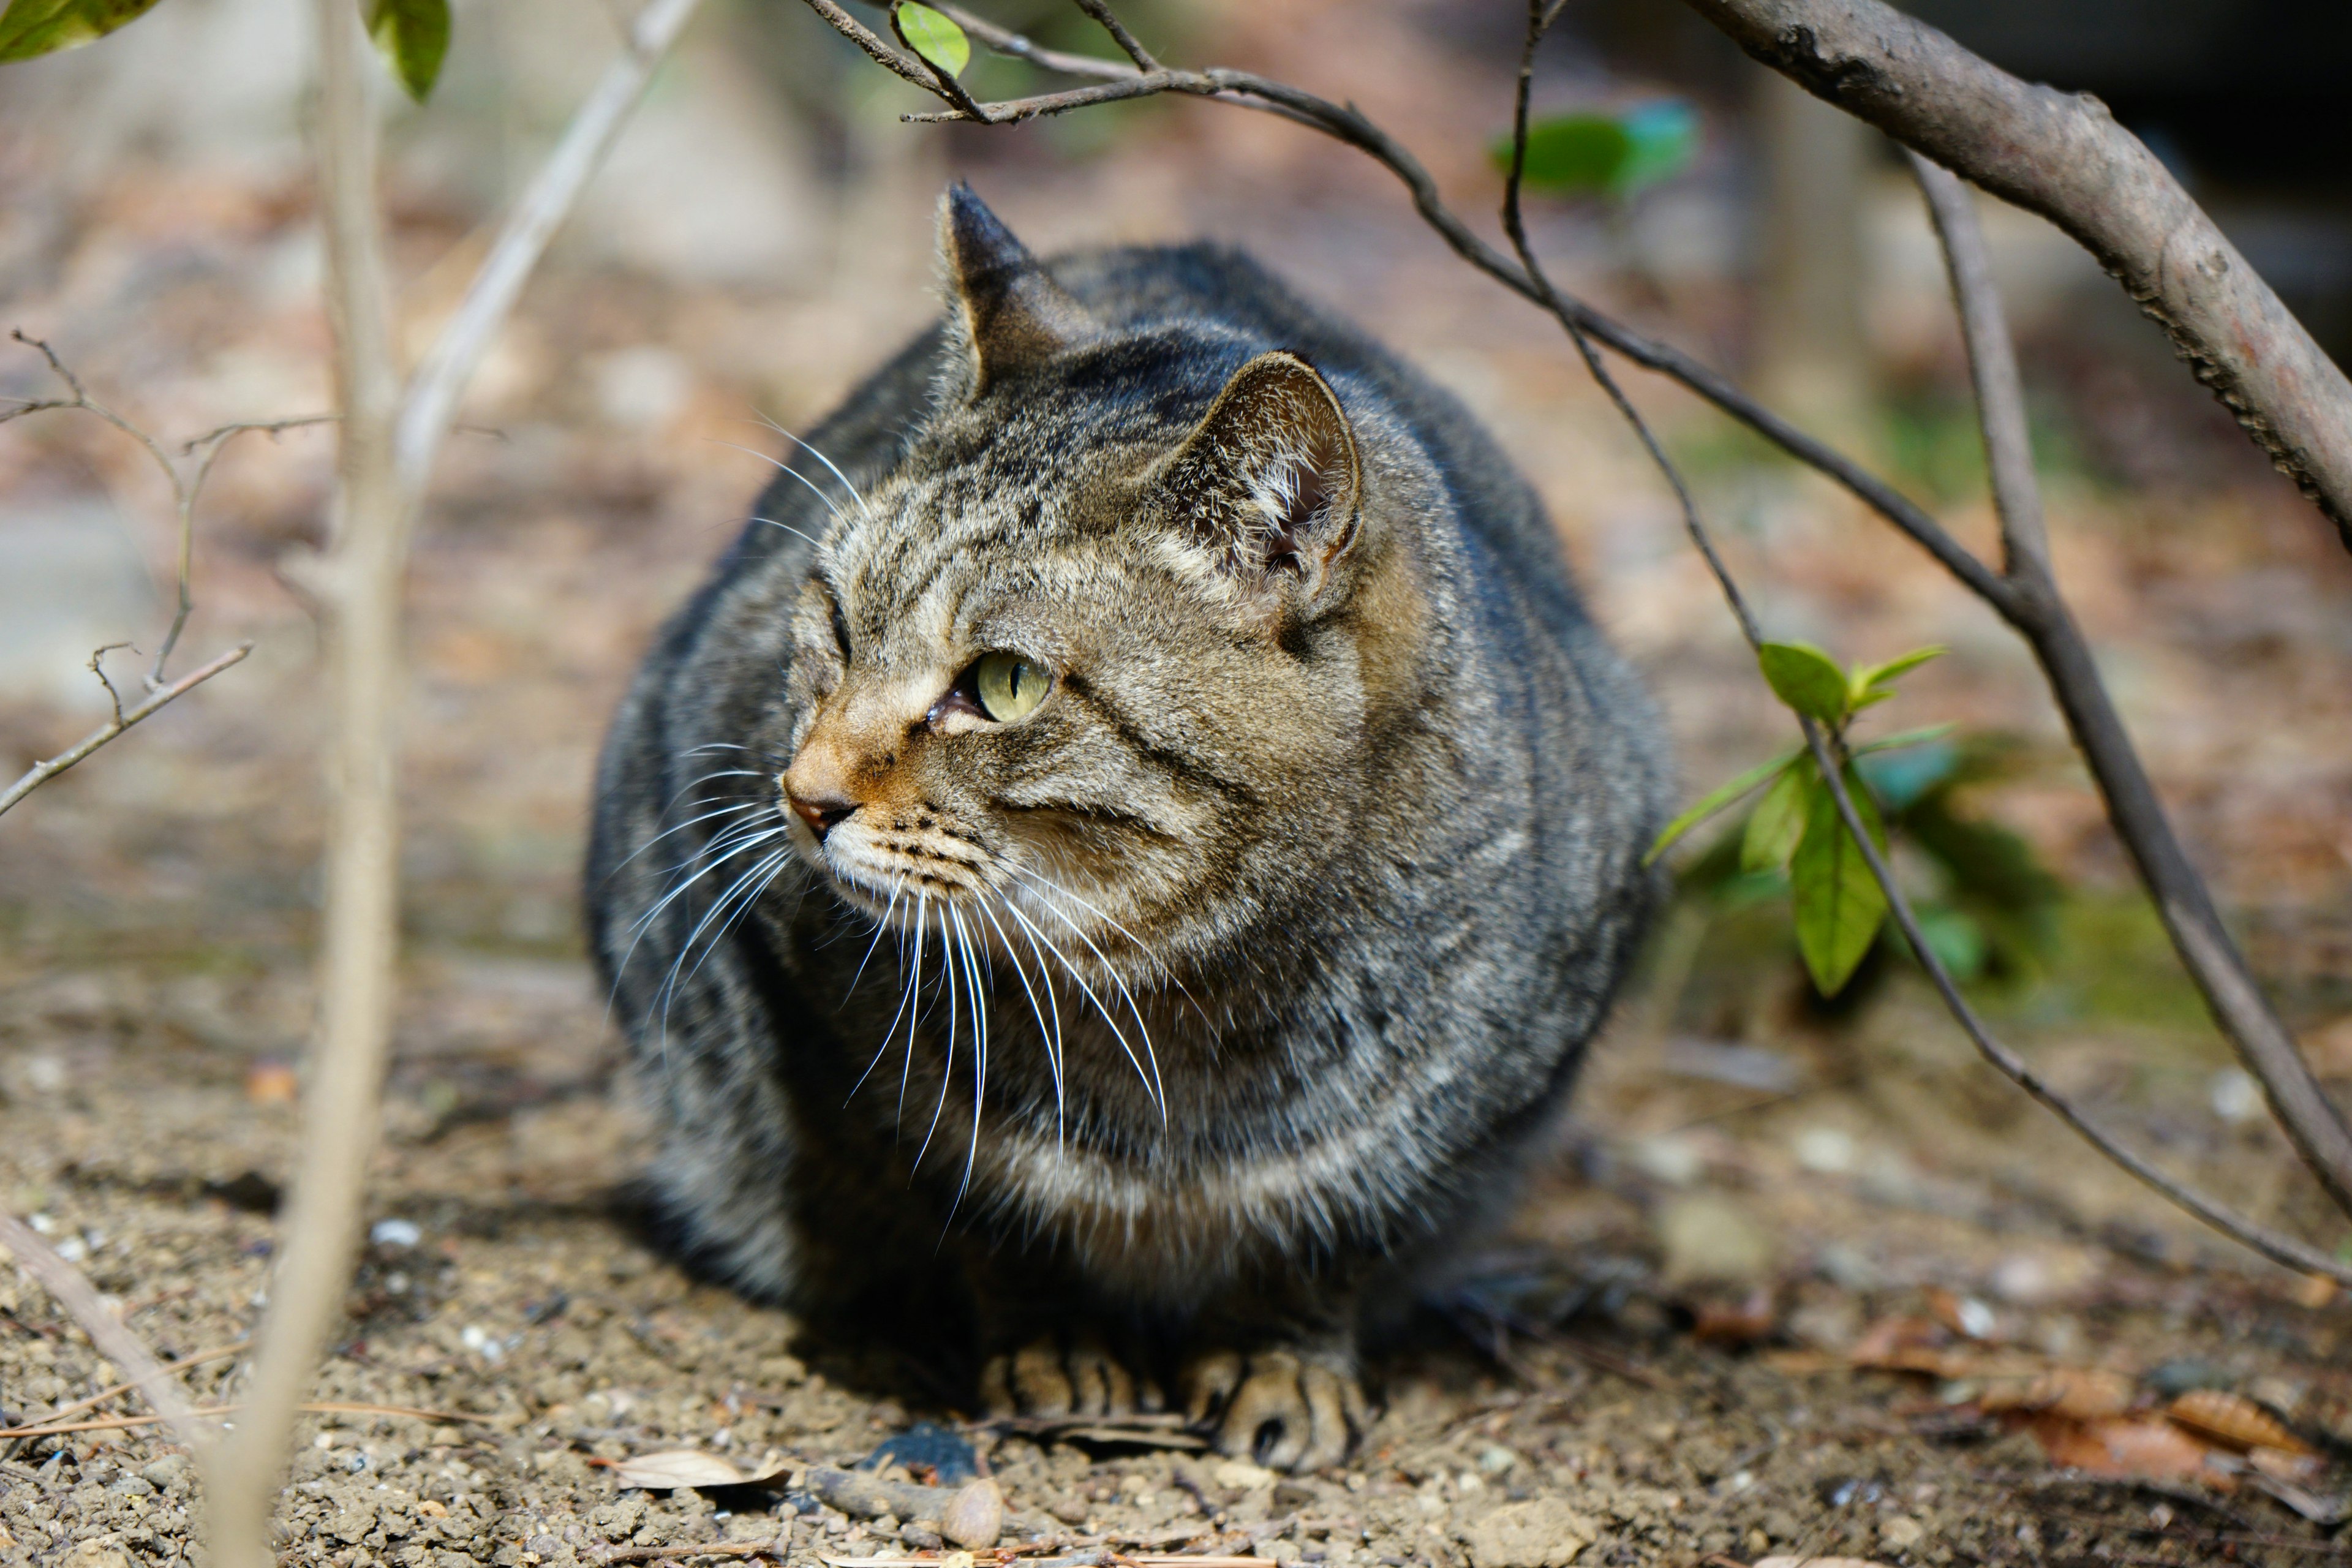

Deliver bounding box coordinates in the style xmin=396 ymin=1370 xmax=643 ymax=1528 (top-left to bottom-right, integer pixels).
xmin=1153 ymin=350 xmax=1364 ymax=601
xmin=937 ymin=181 xmax=1091 ymax=395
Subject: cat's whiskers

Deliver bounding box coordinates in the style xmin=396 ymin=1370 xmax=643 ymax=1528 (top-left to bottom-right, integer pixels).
xmin=998 ymin=897 xmax=1164 ymax=1120
xmin=912 ymin=900 xmax=961 ymax=1172
xmin=948 ymin=903 xmax=990 ymax=1205
xmin=606 ymin=809 xmax=793 ymax=1009
xmin=753 ymin=415 xmax=879 ymax=524
xmin=1005 ymin=870 xmax=1168 ymax=1118
xmin=973 ymin=894 xmax=1067 ymax=1147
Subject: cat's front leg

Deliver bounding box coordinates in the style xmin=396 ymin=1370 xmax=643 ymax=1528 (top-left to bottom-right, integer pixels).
xmin=1180 ymin=1309 xmax=1371 ymax=1471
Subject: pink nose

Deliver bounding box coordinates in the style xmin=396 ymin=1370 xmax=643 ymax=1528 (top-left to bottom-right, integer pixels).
xmin=787 ymin=786 xmax=856 ymax=841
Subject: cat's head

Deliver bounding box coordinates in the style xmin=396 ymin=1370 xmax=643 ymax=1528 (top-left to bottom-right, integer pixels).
xmin=772 ymin=184 xmax=1436 ymax=978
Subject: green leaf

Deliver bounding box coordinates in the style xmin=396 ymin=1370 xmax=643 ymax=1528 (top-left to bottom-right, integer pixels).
xmin=1741 ymin=758 xmax=1812 ymax=874
xmin=1643 ymin=746 xmax=1800 ymax=867
xmin=1852 ymin=644 xmax=1945 ymax=702
xmin=895 ymin=1 xmax=968 ymax=77
xmin=1790 ymin=769 xmax=1888 ymax=995
xmin=1494 ymin=102 xmax=1698 ymax=198
xmin=366 ymin=0 xmax=448 ymax=102
xmin=1502 ymin=114 xmax=1630 ymax=196
xmin=0 ymin=0 xmax=165 ymax=62
xmin=1757 ymin=641 xmax=1851 ymax=725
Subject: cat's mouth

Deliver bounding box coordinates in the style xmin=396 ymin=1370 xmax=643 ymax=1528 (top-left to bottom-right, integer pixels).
xmin=790 ymin=805 xmax=995 ymax=918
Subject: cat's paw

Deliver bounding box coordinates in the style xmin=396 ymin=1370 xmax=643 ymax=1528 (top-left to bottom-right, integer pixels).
xmin=1181 ymin=1346 xmax=1369 ymax=1471
xmin=981 ymin=1334 xmax=1157 ymax=1418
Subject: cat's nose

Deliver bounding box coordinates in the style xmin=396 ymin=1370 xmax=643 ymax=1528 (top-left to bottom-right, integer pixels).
xmin=786 ymin=786 xmax=858 ymax=841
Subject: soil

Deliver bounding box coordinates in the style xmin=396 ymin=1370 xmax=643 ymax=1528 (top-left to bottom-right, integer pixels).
xmin=7 ymin=1 xmax=2352 ymax=1565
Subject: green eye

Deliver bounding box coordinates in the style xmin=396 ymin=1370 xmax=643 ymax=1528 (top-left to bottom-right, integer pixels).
xmin=974 ymin=650 xmax=1049 ymax=722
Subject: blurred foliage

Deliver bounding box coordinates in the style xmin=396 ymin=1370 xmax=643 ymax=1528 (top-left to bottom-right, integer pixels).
xmin=0 ymin=0 xmax=164 ymax=61
xmin=1493 ymin=101 xmax=1698 ymax=200
xmin=367 ymin=0 xmax=448 ymax=103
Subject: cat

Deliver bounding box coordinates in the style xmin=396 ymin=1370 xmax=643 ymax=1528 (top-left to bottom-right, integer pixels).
xmin=587 ymin=184 xmax=1669 ymax=1471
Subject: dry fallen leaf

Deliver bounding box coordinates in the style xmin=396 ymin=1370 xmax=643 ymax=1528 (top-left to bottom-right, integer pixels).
xmin=2167 ymin=1389 xmax=2315 ymax=1456
xmin=611 ymin=1449 xmax=793 ymax=1490
xmin=1753 ymin=1557 xmax=1896 ymax=1568
xmin=1978 ymin=1366 xmax=2136 ymax=1420
xmin=1691 ymin=1287 xmax=1778 ymax=1346
xmin=2027 ymin=1414 xmax=2217 ymax=1479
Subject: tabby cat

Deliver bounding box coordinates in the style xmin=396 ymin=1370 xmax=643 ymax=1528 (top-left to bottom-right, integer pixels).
xmin=587 ymin=185 xmax=1668 ymax=1470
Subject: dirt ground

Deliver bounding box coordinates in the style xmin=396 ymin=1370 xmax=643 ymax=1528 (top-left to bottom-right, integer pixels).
xmin=7 ymin=1 xmax=2352 ymax=1564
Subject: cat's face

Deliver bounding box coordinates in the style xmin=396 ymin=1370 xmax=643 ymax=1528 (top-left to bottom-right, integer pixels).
xmin=767 ymin=190 xmax=1427 ymax=980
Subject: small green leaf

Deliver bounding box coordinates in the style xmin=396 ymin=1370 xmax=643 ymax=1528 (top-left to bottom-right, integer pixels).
xmin=0 ymin=0 xmax=165 ymax=62
xmin=1741 ymin=758 xmax=1812 ymax=874
xmin=1757 ymin=641 xmax=1851 ymax=725
xmin=366 ymin=0 xmax=448 ymax=102
xmin=1644 ymin=747 xmax=1800 ymax=867
xmin=1502 ymin=115 xmax=1631 ymax=195
xmin=1495 ymin=102 xmax=1698 ymax=198
xmin=1790 ymin=769 xmax=1888 ymax=995
xmin=1852 ymin=644 xmax=1945 ymax=701
xmin=895 ymin=1 xmax=968 ymax=77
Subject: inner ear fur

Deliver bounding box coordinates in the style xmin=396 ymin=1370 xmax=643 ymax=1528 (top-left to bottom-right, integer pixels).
xmin=938 ymin=181 xmax=1092 ymax=395
xmin=1153 ymin=350 xmax=1364 ymax=593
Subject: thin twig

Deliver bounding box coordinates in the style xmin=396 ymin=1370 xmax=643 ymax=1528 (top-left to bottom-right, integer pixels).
xmin=1904 ymin=148 xmax=2352 ymax=1229
xmin=156 ymin=415 xmax=334 ymax=684
xmin=937 ymin=2 xmax=1134 ymax=80
xmin=0 ymin=1400 xmax=491 ymax=1441
xmin=0 ymin=642 xmax=254 ymax=821
xmin=31 ymin=1341 xmax=248 ymax=1430
xmin=391 ymin=0 xmax=703 ymax=494
xmin=0 ymin=1214 xmax=205 ymax=1449
xmin=1070 ymin=0 xmax=1156 ymax=70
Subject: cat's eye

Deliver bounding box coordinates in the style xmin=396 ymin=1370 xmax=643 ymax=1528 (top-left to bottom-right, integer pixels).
xmin=973 ymin=650 xmax=1049 ymax=722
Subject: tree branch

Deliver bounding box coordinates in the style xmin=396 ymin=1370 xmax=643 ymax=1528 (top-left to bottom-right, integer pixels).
xmin=0 ymin=643 xmax=252 ymax=821
xmin=1905 ymin=150 xmax=2352 ymax=1221
xmin=1678 ymin=0 xmax=2352 ymax=551
xmin=0 ymin=1212 xmax=211 ymax=1449
xmin=391 ymin=0 xmax=702 ymax=492
xmin=1501 ymin=1 xmax=2352 ymax=1284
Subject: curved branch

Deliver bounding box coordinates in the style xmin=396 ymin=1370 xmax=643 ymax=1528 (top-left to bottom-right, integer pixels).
xmin=1679 ymin=0 xmax=2352 ymax=550
xmin=0 ymin=643 xmax=252 ymax=821
xmin=1909 ymin=152 xmax=2352 ymax=1219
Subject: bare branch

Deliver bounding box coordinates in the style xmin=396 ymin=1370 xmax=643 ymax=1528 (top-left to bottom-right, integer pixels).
xmin=1502 ymin=2 xmax=2352 ymax=1283
xmin=1801 ymin=726 xmax=2352 ymax=1287
xmin=936 ymin=2 xmax=1135 ymax=80
xmin=1071 ymin=0 xmax=1157 ymax=72
xmin=151 ymin=417 xmax=334 ymax=687
xmin=392 ymin=0 xmax=703 ymax=493
xmin=0 ymin=1212 xmax=210 ymax=1449
xmin=1678 ymin=0 xmax=2352 ymax=551
xmin=0 ymin=642 xmax=252 ymax=821
xmin=1905 ymin=155 xmax=2048 ymax=584
xmin=1904 ymin=150 xmax=2352 ymax=1223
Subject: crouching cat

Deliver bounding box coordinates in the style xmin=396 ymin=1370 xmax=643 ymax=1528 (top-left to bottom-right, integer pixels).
xmin=588 ymin=185 xmax=1668 ymax=1470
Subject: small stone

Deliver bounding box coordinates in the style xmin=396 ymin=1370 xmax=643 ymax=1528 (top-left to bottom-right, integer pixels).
xmin=1461 ymin=1498 xmax=1596 ymax=1568
xmin=1213 ymin=1458 xmax=1277 ymax=1491
xmin=938 ymin=1477 xmax=1004 ymax=1549
xmin=138 ymin=1455 xmax=191 ymax=1491
xmin=1880 ymin=1514 xmax=1926 ymax=1548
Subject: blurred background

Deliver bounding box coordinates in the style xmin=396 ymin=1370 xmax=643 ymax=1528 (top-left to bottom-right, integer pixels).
xmin=4 ymin=0 xmax=2352 ymax=1378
